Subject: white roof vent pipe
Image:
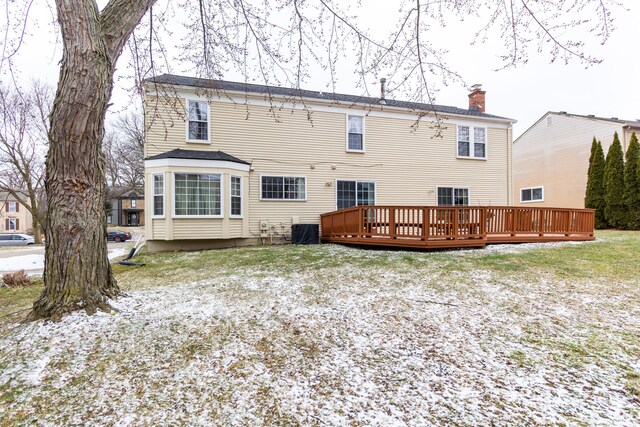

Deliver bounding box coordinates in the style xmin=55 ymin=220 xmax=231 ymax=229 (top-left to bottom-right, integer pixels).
xmin=379 ymin=78 xmax=387 ymax=105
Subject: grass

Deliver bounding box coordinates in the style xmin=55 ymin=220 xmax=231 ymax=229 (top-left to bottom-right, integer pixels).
xmin=0 ymin=230 xmax=639 ymax=424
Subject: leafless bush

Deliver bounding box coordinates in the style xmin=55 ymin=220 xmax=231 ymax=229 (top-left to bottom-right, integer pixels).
xmin=2 ymin=270 xmax=31 ymax=288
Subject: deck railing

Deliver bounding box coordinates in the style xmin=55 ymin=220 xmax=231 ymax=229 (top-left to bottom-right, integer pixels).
xmin=320 ymin=205 xmax=595 ymax=248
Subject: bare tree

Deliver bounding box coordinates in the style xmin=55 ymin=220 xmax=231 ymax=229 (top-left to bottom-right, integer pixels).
xmin=0 ymin=82 xmax=52 ymax=244
xmin=104 ymin=112 xmax=145 ymax=189
xmin=0 ymin=0 xmax=621 ymax=320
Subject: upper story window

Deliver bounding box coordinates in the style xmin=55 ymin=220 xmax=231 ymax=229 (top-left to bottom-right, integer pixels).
xmin=261 ymin=176 xmax=306 ymax=200
xmin=347 ymin=115 xmax=364 ymax=152
xmin=131 ymin=199 xmax=137 ymax=208
xmin=174 ymin=173 xmax=221 ymax=216
xmin=187 ymin=100 xmax=209 ymax=142
xmin=437 ymin=187 xmax=469 ymax=206
xmin=521 ymin=186 xmax=544 ymax=203
xmin=7 ymin=202 xmax=17 ymax=212
xmin=457 ymin=126 xmax=486 ymax=159
xmin=230 ymin=176 xmax=242 ymax=217
xmin=336 ymin=180 xmax=375 ymax=210
xmin=153 ymin=174 xmax=164 ymax=217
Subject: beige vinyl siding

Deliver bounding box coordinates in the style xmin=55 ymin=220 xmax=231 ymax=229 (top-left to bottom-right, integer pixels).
xmin=145 ymin=90 xmax=512 ymax=242
xmin=513 ymin=114 xmax=627 ymax=208
xmin=173 ymin=220 xmax=223 ymax=239
xmin=152 ymin=219 xmax=167 ymax=239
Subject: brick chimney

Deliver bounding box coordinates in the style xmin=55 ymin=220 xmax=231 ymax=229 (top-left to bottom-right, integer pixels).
xmin=468 ymin=84 xmax=486 ymax=113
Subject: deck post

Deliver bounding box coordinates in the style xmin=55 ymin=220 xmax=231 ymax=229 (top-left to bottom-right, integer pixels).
xmin=422 ymin=207 xmax=429 ymax=241
xmin=453 ymin=207 xmax=459 ymax=240
xmin=389 ymin=208 xmax=396 ymax=239
xmin=358 ymin=206 xmax=363 ymax=238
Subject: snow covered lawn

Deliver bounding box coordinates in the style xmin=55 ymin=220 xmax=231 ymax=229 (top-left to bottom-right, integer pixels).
xmin=1 ymin=231 xmax=639 ymax=425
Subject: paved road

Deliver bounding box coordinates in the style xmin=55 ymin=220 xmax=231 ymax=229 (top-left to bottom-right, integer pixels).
xmin=0 ymin=242 xmax=130 ymax=275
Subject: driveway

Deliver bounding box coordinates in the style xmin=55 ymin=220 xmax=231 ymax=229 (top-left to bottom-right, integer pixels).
xmin=0 ymin=242 xmax=131 ymax=275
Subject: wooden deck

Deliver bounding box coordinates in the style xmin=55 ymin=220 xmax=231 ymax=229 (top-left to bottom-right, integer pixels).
xmin=320 ymin=206 xmax=595 ymax=249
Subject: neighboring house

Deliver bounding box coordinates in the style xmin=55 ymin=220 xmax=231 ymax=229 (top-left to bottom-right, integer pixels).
xmin=0 ymin=192 xmax=33 ymax=234
xmin=107 ymin=187 xmax=145 ymax=227
xmin=513 ymin=112 xmax=640 ymax=208
xmin=143 ymin=74 xmax=515 ymax=252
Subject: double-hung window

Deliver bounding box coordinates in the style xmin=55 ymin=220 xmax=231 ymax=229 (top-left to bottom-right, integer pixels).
xmin=457 ymin=126 xmax=486 ymax=159
xmin=521 ymin=186 xmax=544 ymax=203
xmin=437 ymin=187 xmax=469 ymax=206
xmin=7 ymin=218 xmax=17 ymax=230
xmin=153 ymin=174 xmax=164 ymax=216
xmin=261 ymin=176 xmax=306 ymax=200
xmin=187 ymin=100 xmax=209 ymax=142
xmin=336 ymin=180 xmax=375 ymax=210
xmin=347 ymin=115 xmax=364 ymax=151
xmin=230 ymin=176 xmax=242 ymax=216
xmin=7 ymin=202 xmax=16 ymax=212
xmin=131 ymin=199 xmax=137 ymax=208
xmin=174 ymin=173 xmax=221 ymax=216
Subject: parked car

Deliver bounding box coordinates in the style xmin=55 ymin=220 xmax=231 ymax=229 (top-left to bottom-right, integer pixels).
xmin=107 ymin=231 xmax=131 ymax=242
xmin=0 ymin=233 xmax=35 ymax=247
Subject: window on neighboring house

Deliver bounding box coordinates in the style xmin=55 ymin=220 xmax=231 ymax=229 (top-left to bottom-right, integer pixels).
xmin=261 ymin=176 xmax=306 ymax=200
xmin=457 ymin=126 xmax=486 ymax=159
xmin=521 ymin=186 xmax=544 ymax=203
xmin=153 ymin=174 xmax=164 ymax=216
xmin=336 ymin=180 xmax=376 ymax=210
xmin=7 ymin=218 xmax=17 ymax=230
xmin=187 ymin=100 xmax=209 ymax=141
xmin=7 ymin=202 xmax=17 ymax=212
xmin=230 ymin=176 xmax=242 ymax=217
xmin=174 ymin=173 xmax=221 ymax=216
xmin=347 ymin=115 xmax=364 ymax=151
xmin=131 ymin=199 xmax=137 ymax=208
xmin=437 ymin=187 xmax=469 ymax=206
xmin=106 ymin=214 xmax=113 ymax=224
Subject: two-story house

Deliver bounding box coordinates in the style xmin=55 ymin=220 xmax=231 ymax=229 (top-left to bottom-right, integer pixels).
xmin=143 ymin=75 xmax=515 ymax=252
xmin=513 ymin=112 xmax=640 ymax=208
xmin=107 ymin=186 xmax=145 ymax=227
xmin=0 ymin=192 xmax=33 ymax=234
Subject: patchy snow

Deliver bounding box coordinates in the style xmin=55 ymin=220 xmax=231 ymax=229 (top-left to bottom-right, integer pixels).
xmin=0 ymin=254 xmax=43 ymax=272
xmin=0 ymin=246 xmax=130 ymax=274
xmin=1 ymin=242 xmax=638 ymax=425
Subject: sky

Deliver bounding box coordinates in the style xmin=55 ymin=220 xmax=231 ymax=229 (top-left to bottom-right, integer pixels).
xmin=3 ymin=0 xmax=639 ymax=139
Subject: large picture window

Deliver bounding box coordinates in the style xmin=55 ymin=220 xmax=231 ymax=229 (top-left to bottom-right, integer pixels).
xmin=174 ymin=173 xmax=221 ymax=216
xmin=437 ymin=187 xmax=469 ymax=206
xmin=230 ymin=176 xmax=242 ymax=216
xmin=457 ymin=126 xmax=486 ymax=159
xmin=153 ymin=174 xmax=164 ymax=216
xmin=347 ymin=115 xmax=364 ymax=151
xmin=336 ymin=180 xmax=375 ymax=210
xmin=261 ymin=176 xmax=306 ymax=200
xmin=521 ymin=186 xmax=544 ymax=202
xmin=187 ymin=100 xmax=209 ymax=141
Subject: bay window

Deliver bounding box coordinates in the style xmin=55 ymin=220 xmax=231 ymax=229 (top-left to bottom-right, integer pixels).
xmin=174 ymin=173 xmax=221 ymax=216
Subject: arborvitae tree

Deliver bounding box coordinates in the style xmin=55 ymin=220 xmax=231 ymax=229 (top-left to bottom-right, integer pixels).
xmin=624 ymin=132 xmax=640 ymax=229
xmin=604 ymin=132 xmax=626 ymax=228
xmin=585 ymin=140 xmax=607 ymax=228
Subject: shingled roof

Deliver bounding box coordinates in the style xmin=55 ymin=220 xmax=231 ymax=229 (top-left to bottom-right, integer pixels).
xmin=146 ymin=74 xmax=513 ymax=122
xmin=145 ymin=148 xmax=250 ymax=165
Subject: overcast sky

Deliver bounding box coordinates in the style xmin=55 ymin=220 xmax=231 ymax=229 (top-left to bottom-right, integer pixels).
xmin=3 ymin=0 xmax=639 ymax=139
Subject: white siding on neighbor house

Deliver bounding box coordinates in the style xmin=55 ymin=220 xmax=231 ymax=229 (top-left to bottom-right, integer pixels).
xmin=513 ymin=113 xmax=636 ymax=208
xmin=145 ymin=90 xmax=513 ymax=242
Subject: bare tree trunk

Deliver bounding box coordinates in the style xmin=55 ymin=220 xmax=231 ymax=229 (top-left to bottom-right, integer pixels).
xmin=28 ymin=0 xmax=155 ymax=321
